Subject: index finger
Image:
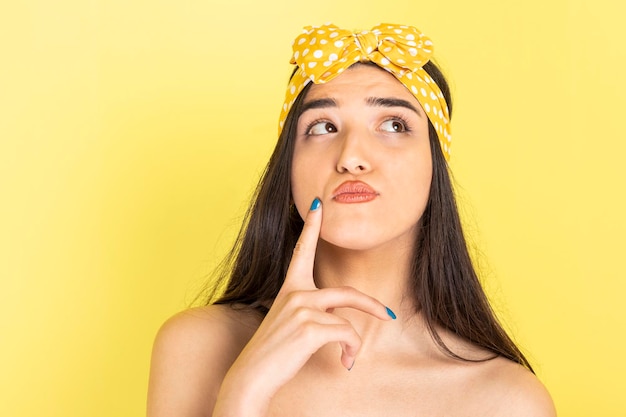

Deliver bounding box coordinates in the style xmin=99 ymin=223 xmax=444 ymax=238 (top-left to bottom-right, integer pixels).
xmin=283 ymin=197 xmax=322 ymax=291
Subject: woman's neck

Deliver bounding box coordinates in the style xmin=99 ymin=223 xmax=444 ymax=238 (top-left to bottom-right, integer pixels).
xmin=313 ymin=238 xmax=414 ymax=306
xmin=311 ymin=237 xmax=427 ymax=357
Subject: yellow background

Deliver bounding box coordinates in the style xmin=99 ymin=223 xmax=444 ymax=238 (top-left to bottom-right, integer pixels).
xmin=1 ymin=1 xmax=624 ymax=415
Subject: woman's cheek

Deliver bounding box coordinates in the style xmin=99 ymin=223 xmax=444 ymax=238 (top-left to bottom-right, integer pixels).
xmin=291 ymin=154 xmax=326 ymax=219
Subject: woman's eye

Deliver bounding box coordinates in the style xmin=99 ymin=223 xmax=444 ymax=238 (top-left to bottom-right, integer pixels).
xmin=380 ymin=119 xmax=407 ymax=133
xmin=307 ymin=121 xmax=337 ymax=135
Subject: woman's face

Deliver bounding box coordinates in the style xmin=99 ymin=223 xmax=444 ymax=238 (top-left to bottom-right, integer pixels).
xmin=291 ymin=64 xmax=433 ymax=252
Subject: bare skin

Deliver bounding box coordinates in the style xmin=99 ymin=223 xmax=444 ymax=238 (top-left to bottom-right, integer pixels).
xmin=147 ymin=211 xmax=554 ymax=416
xmin=147 ymin=66 xmax=556 ymax=417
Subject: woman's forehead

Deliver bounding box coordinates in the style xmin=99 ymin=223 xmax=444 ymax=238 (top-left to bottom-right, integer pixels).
xmin=305 ymin=64 xmax=418 ymax=103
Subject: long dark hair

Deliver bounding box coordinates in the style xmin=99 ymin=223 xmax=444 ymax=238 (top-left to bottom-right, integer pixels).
xmin=207 ymin=61 xmax=533 ymax=372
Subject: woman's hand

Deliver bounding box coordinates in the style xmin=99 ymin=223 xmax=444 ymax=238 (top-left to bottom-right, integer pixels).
xmin=212 ymin=198 xmax=393 ymax=416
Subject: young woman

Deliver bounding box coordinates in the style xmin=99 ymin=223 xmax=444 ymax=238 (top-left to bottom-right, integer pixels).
xmin=147 ymin=23 xmax=555 ymax=416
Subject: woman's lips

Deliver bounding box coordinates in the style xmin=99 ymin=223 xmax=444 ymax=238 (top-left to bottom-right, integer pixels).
xmin=331 ymin=181 xmax=379 ymax=203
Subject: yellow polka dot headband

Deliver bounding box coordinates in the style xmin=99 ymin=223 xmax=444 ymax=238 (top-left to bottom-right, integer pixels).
xmin=278 ymin=23 xmax=452 ymax=160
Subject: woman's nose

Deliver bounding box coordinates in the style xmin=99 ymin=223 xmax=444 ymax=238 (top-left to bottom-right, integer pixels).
xmin=335 ymin=130 xmax=372 ymax=174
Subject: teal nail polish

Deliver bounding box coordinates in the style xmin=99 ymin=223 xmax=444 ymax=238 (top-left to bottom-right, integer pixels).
xmin=386 ymin=306 xmax=397 ymax=320
xmin=310 ymin=198 xmax=321 ymax=211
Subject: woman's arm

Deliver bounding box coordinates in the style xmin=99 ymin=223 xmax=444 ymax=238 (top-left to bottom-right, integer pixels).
xmin=146 ymin=306 xmax=257 ymax=417
xmin=147 ymin=200 xmax=392 ymax=417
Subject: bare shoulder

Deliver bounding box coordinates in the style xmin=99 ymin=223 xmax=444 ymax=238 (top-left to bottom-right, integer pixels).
xmin=147 ymin=305 xmax=261 ymax=417
xmin=479 ymin=357 xmax=556 ymax=417
xmin=155 ymin=304 xmax=261 ymax=344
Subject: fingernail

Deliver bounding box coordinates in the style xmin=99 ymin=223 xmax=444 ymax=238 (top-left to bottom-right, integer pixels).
xmin=310 ymin=197 xmax=321 ymax=211
xmin=385 ymin=306 xmax=397 ymax=320
xmin=348 ymin=359 xmax=355 ymax=371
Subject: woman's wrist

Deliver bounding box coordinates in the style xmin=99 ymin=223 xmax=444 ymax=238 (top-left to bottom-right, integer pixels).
xmin=212 ymin=366 xmax=271 ymax=417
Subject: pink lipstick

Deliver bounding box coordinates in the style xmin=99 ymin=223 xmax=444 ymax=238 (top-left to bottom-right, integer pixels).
xmin=331 ymin=181 xmax=379 ymax=203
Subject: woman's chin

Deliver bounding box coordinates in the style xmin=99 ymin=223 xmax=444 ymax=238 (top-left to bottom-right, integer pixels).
xmin=319 ymin=220 xmax=418 ymax=254
xmin=319 ymin=231 xmax=393 ymax=253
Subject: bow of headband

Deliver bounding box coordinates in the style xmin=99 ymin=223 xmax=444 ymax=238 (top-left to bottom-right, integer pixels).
xmin=278 ymin=23 xmax=452 ymax=160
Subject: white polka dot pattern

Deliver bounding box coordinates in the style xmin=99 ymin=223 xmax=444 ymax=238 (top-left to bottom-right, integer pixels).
xmin=278 ymin=23 xmax=453 ymax=160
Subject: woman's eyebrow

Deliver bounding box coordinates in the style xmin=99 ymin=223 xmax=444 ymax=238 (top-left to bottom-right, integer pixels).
xmin=366 ymin=97 xmax=422 ymax=117
xmin=300 ymin=98 xmax=337 ymax=114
